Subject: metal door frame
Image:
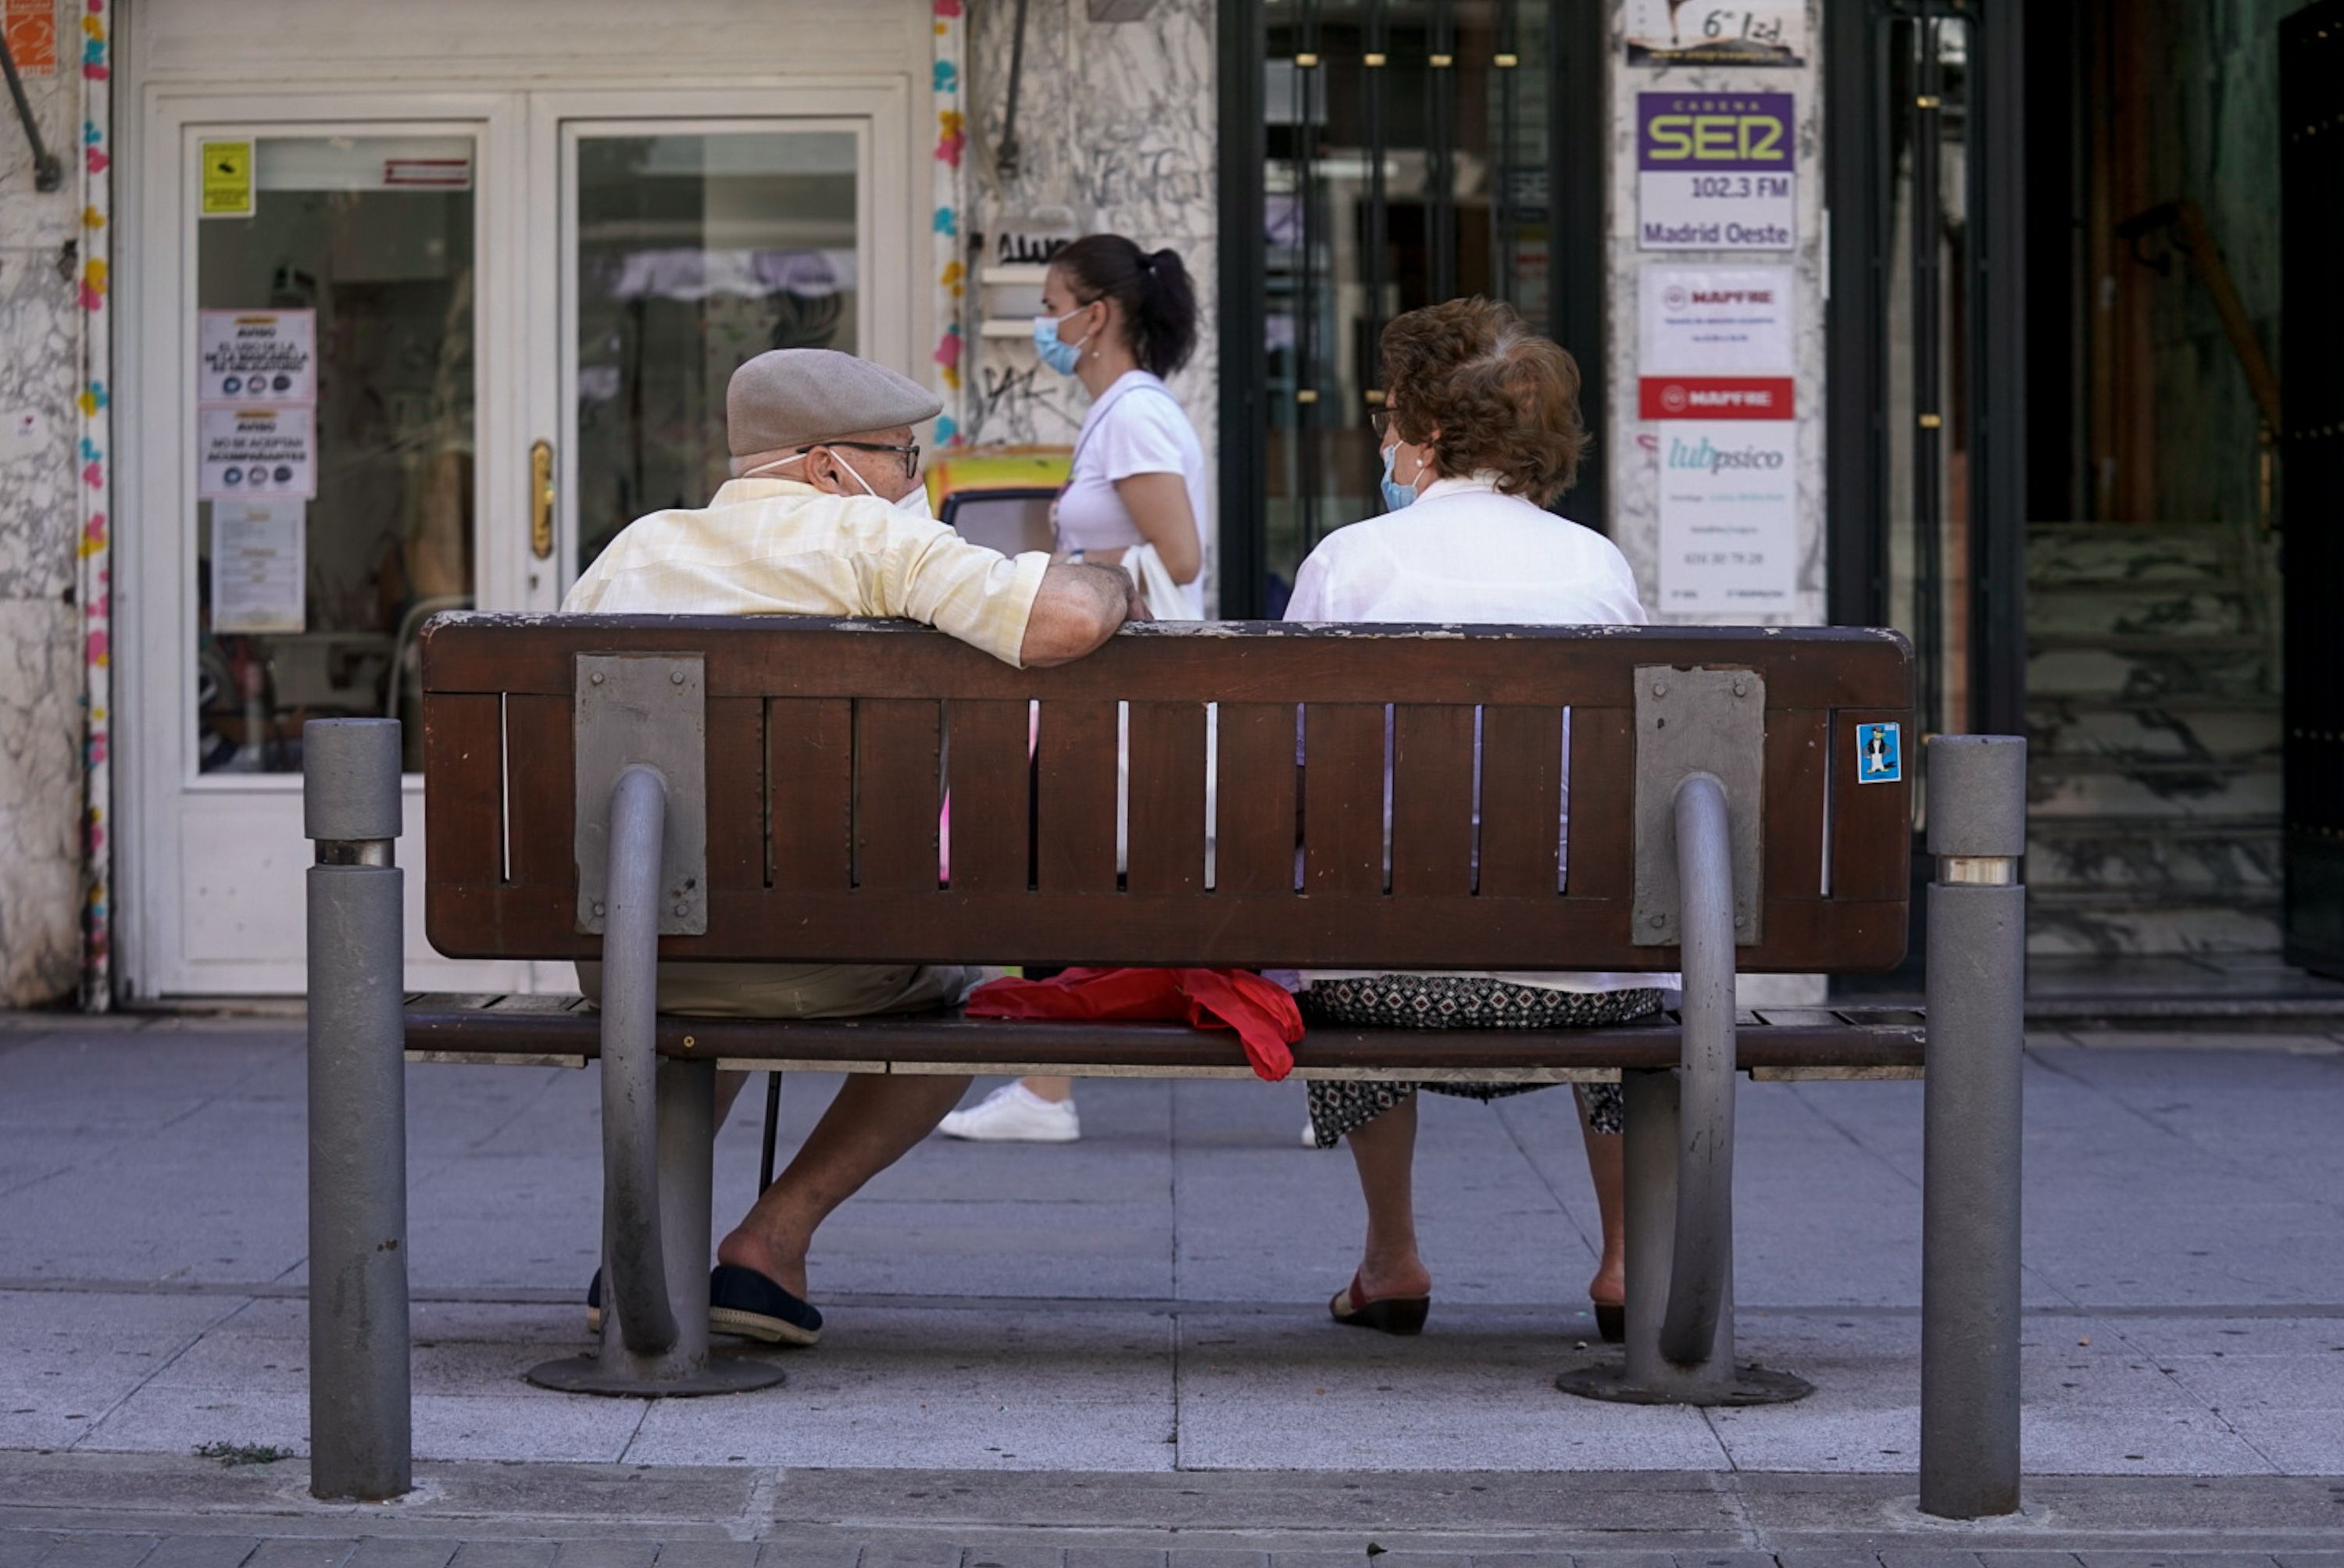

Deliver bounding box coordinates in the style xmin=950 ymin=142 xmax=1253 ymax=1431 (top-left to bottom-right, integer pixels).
xmin=1825 ymin=0 xmax=2029 ymax=741
xmin=1214 ymin=0 xmax=1610 ymax=618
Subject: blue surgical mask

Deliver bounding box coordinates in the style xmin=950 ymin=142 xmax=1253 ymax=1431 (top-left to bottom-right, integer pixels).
xmin=1381 ymin=444 xmax=1420 ymax=513
xmin=1033 ymin=308 xmax=1092 ymax=377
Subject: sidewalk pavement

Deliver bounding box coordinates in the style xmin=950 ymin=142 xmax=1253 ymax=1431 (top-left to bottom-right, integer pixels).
xmin=3 ymin=1012 xmax=2343 ymax=1554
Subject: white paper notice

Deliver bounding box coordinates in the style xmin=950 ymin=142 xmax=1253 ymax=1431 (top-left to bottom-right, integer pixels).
xmin=1656 ymin=421 xmax=1797 ymax=614
xmin=199 ymin=405 xmax=316 ymax=500
xmin=211 ymin=498 xmax=308 ymax=634
xmin=1640 ymin=266 xmax=1795 ymax=374
xmin=198 ymin=310 xmax=316 ymax=405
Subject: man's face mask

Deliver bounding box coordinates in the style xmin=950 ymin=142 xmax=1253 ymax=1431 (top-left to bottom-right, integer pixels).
xmin=746 ymin=448 xmax=930 ymax=516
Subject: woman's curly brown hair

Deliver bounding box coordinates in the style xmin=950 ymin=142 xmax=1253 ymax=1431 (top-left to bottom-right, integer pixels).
xmin=1381 ymin=298 xmax=1588 ymax=505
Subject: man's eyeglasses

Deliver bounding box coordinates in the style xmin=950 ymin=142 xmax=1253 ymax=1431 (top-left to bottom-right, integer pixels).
xmin=802 ymin=440 xmax=921 ymax=478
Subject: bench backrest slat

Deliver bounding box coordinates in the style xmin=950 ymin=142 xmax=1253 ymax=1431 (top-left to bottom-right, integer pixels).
xmin=420 ymin=616 xmax=1916 ymax=973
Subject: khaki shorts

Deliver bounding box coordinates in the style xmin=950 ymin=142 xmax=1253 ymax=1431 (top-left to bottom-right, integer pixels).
xmin=574 ymin=961 xmax=989 ymax=1020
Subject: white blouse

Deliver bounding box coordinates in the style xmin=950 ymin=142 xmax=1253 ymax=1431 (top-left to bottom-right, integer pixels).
xmin=1284 ymin=475 xmax=1673 ymax=995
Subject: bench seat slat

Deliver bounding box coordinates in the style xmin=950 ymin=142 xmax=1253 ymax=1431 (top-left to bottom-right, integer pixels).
xmin=420 ymin=619 xmax=1918 ymax=710
xmin=403 ymin=995 xmax=1923 ymax=1073
xmin=1391 ymin=705 xmax=1475 ymax=896
xmin=421 ymin=695 xmax=504 ymax=888
xmin=1563 ymin=707 xmax=1634 ymax=900
xmin=1036 ymin=701 xmax=1119 ymax=894
xmin=706 ymin=696 xmax=768 ymax=891
xmin=856 ymin=700 xmax=943 ymax=892
xmin=502 ymin=694 xmax=575 ymax=889
xmin=945 ymin=698 xmax=1033 ymax=892
xmin=771 ymin=698 xmax=854 ymax=891
xmin=420 ymin=885 xmax=1913 ymax=971
xmin=1305 ymin=704 xmax=1387 ymax=896
xmin=1479 ymin=706 xmax=1563 ymax=898
xmin=1127 ymin=702 xmax=1207 ymax=895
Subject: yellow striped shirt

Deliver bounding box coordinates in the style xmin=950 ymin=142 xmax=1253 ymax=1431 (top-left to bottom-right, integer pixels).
xmin=563 ymin=478 xmax=1050 ymax=667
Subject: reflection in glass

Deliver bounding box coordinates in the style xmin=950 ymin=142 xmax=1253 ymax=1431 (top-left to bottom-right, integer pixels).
xmin=193 ymin=135 xmax=476 ymax=774
xmin=573 ymin=132 xmax=859 ymax=573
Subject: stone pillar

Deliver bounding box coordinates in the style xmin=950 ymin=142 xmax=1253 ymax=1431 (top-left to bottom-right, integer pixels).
xmin=0 ymin=1 xmax=89 ymax=1007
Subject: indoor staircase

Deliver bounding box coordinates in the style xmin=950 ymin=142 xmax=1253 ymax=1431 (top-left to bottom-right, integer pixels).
xmin=2024 ymin=522 xmax=2284 ymax=957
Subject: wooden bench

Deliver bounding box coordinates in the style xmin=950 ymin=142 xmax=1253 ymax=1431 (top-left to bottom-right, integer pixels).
xmin=298 ymin=613 xmax=2031 ymax=1512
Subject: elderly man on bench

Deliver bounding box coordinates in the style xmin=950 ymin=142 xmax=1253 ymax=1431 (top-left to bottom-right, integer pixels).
xmin=562 ymin=347 xmax=1143 ymax=1346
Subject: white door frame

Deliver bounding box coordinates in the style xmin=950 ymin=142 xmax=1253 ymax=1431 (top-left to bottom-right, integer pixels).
xmin=116 ymin=79 xmax=917 ymax=999
xmin=119 ymin=88 xmax=528 ymax=999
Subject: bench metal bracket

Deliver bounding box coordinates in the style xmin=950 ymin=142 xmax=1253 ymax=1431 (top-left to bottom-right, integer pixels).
xmin=575 ymin=653 xmax=708 ymax=937
xmin=1631 ymin=666 xmax=1764 ymax=947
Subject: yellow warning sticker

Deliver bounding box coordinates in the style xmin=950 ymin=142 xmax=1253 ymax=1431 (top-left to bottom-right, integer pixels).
xmin=199 ymin=140 xmax=255 ymax=219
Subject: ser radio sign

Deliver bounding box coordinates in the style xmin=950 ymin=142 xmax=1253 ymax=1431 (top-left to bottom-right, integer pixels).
xmin=1637 ymin=92 xmax=1796 ymax=253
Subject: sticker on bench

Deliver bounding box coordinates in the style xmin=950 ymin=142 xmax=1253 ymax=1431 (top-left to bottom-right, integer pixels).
xmin=1856 ymin=722 xmax=1903 ymax=784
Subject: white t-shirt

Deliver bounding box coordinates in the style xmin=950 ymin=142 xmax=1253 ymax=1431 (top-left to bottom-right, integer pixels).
xmin=1285 ymin=474 xmax=1672 ymax=996
xmin=1055 ymin=371 xmax=1209 ymax=618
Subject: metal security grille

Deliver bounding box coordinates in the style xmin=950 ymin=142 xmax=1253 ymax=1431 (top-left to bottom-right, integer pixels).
xmin=1218 ymin=0 xmax=1606 ymax=616
xmin=1827 ymin=0 xmax=2027 ymax=745
xmin=2280 ymin=0 xmax=2344 ymax=973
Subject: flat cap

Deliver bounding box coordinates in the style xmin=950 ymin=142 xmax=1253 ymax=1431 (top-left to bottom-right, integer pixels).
xmin=727 ymin=348 xmax=943 ymax=457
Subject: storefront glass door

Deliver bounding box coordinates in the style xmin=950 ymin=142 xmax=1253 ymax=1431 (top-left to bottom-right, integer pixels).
xmin=129 ymin=90 xmax=895 ymax=998
xmin=559 ymin=120 xmax=867 ymax=573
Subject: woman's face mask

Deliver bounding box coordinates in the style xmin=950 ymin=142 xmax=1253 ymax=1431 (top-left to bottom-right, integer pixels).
xmin=1381 ymin=441 xmax=1423 ymax=513
xmin=1032 ymin=305 xmax=1095 ymax=377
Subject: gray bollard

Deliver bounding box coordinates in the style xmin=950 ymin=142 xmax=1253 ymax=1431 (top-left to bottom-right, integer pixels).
xmin=302 ymin=718 xmax=412 ymax=1502
xmin=1919 ymin=734 xmax=2028 ymax=1519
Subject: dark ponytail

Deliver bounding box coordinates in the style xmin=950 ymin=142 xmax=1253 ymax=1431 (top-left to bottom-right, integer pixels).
xmin=1051 ymin=234 xmax=1198 ymax=378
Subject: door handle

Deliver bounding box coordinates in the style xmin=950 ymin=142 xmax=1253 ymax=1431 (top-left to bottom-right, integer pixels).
xmin=529 ymin=439 xmax=555 ymax=560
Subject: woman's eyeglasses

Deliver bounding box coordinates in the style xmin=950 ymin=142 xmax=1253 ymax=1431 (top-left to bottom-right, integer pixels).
xmin=1368 ymin=410 xmax=1395 ymax=440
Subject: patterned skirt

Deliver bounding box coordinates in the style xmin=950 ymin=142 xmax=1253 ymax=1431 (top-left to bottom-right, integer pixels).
xmin=1298 ymin=976 xmax=1667 ymax=1149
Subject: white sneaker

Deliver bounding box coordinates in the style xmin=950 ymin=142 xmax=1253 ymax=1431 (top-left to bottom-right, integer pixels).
xmin=1302 ymin=1120 xmax=1320 ymax=1148
xmin=938 ymin=1083 xmax=1081 ymax=1143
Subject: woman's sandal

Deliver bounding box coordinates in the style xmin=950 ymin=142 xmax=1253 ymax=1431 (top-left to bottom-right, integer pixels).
xmin=1329 ymin=1271 xmax=1431 ymax=1336
xmin=1593 ymin=1300 xmax=1625 ymax=1345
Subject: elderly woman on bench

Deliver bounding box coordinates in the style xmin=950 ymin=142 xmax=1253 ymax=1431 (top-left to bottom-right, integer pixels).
xmin=1286 ymin=298 xmax=1666 ymax=1342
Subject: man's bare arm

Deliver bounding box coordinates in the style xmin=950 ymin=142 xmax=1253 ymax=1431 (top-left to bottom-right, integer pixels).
xmin=1018 ymin=562 xmax=1147 ymax=667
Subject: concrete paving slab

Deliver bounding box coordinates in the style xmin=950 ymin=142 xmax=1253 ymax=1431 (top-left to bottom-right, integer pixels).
xmin=2153 ymin=1352 xmax=2344 ymax=1413
xmin=641 ymin=1547 xmax=754 ymax=1568
xmin=342 ymin=1542 xmax=459 ymax=1568
xmin=141 ymin=1538 xmax=267 ymax=1568
xmin=241 ymin=1544 xmax=356 ymax=1568
xmin=73 ymin=1386 xmax=649 ymax=1466
xmin=620 ymin=1374 xmax=1175 ymax=1470
xmin=545 ymin=1545 xmax=652 ymax=1568
xmin=805 ymin=1200 xmax=1174 ymax=1300
xmin=0 ymin=1291 xmax=246 ymax=1382
xmin=2105 ymin=1319 xmax=2344 ymax=1359
xmin=34 ymin=1541 xmax=162 ymax=1568
xmin=1174 ymin=1313 xmax=1725 ymax=1471
xmin=2075 ymin=1558 xmax=2281 ymax=1568
xmin=2215 ymin=1410 xmax=2344 ymax=1475
xmin=445 ymin=1546 xmax=556 ymax=1568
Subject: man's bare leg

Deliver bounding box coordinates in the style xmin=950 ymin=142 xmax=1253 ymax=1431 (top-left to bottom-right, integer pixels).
xmin=716 ymin=1072 xmax=973 ymax=1298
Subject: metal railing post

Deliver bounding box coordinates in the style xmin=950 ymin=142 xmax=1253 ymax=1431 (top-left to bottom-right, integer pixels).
xmin=302 ymin=718 xmax=411 ymax=1502
xmin=599 ymin=763 xmax=681 ymax=1359
xmin=527 ymin=761 xmax=782 ymax=1397
xmin=1559 ymin=770 xmax=1808 ymax=1407
xmin=1660 ymin=772 xmax=1736 ymax=1368
xmin=1920 ymin=734 xmax=2028 ymax=1519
